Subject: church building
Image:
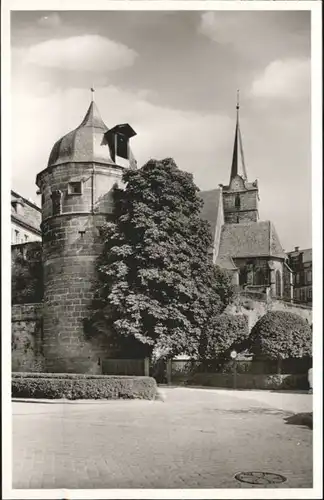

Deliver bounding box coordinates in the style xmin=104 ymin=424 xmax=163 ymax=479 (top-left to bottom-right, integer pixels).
xmin=199 ymin=98 xmax=293 ymax=301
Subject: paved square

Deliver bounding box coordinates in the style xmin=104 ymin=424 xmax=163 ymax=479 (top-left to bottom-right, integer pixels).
xmin=12 ymin=388 xmax=312 ymax=489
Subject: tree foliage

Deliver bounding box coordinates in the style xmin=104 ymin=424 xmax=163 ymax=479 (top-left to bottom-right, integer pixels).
xmin=199 ymin=313 xmax=249 ymax=359
xmin=12 ymin=243 xmax=43 ymax=304
xmin=248 ymin=311 xmax=312 ymax=361
xmin=92 ymin=158 xmax=231 ymax=359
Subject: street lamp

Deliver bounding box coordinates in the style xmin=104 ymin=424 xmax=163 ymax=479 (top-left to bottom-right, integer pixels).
xmin=231 ymin=351 xmax=238 ymax=389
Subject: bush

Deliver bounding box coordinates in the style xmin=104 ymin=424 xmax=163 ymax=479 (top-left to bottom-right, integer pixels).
xmin=187 ymin=372 xmax=308 ymax=390
xmin=12 ymin=373 xmax=157 ymax=400
xmin=248 ymin=311 xmax=312 ymax=365
xmin=200 ymin=313 xmax=249 ymax=359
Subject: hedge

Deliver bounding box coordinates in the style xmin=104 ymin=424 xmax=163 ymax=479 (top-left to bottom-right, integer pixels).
xmin=186 ymin=373 xmax=309 ymax=390
xmin=12 ymin=373 xmax=157 ymax=400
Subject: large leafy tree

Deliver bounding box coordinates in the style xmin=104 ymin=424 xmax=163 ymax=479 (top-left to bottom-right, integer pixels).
xmin=12 ymin=242 xmax=43 ymax=304
xmin=92 ymin=158 xmax=230 ymax=359
xmin=248 ymin=310 xmax=312 ymax=372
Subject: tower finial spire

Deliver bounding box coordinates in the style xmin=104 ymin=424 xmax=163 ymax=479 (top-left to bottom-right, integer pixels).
xmin=90 ymin=87 xmax=95 ymax=102
xmin=229 ymin=89 xmax=247 ymax=183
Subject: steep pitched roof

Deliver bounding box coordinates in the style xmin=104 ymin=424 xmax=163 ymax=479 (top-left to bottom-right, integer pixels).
xmin=217 ymin=220 xmax=286 ymax=260
xmin=199 ymin=188 xmax=222 ymax=241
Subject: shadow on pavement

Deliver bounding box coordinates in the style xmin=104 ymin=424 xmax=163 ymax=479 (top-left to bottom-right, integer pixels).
xmin=270 ymin=389 xmax=310 ymax=394
xmin=284 ymin=412 xmax=313 ymax=429
xmin=12 ymin=398 xmax=57 ymax=404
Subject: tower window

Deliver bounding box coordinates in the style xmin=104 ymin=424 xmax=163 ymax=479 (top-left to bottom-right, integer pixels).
xmin=68 ymin=181 xmax=83 ymax=195
xmin=51 ymin=190 xmax=62 ymax=216
xmin=235 ymin=194 xmax=241 ymax=209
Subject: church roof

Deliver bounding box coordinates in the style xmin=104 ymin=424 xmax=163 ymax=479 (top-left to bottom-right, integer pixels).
xmin=199 ymin=188 xmax=222 ymax=241
xmin=47 ymin=101 xmax=115 ymax=168
xmin=217 ymin=220 xmax=286 ymax=261
xmin=216 ymin=255 xmax=238 ymax=270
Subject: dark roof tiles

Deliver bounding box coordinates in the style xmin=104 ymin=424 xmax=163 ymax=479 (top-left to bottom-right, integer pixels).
xmin=47 ymin=101 xmax=115 ymax=168
xmin=217 ymin=220 xmax=286 ymax=259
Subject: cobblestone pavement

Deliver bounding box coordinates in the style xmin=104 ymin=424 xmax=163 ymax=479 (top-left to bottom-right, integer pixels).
xmin=12 ymin=388 xmax=313 ymax=489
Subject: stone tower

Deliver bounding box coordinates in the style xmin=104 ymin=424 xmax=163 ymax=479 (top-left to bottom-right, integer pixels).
xmin=36 ymin=99 xmax=136 ymax=373
xmin=222 ymin=94 xmax=260 ymax=224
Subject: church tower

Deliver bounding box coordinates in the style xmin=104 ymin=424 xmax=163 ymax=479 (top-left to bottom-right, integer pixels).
xmin=36 ymin=96 xmax=136 ymax=373
xmin=222 ymin=92 xmax=259 ymax=224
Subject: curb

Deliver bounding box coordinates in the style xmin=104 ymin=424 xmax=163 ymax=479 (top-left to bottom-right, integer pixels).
xmin=12 ymin=398 xmax=157 ymax=404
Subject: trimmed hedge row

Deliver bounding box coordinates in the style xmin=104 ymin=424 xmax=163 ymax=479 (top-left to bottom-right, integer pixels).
xmin=11 ymin=372 xmax=148 ymax=379
xmin=12 ymin=373 xmax=157 ymax=400
xmin=187 ymin=373 xmax=309 ymax=390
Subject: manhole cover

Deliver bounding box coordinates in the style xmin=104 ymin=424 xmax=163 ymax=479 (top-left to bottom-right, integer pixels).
xmin=235 ymin=471 xmax=287 ymax=485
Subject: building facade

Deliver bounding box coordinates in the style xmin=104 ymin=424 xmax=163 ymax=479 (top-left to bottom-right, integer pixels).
xmin=287 ymin=247 xmax=312 ymax=305
xmin=11 ymin=191 xmax=41 ymax=243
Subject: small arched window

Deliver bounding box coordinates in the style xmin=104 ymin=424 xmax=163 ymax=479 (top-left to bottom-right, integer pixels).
xmin=235 ymin=194 xmax=241 ymax=209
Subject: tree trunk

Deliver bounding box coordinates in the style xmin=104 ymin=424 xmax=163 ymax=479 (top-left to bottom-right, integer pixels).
xmin=277 ymin=358 xmax=282 ymax=374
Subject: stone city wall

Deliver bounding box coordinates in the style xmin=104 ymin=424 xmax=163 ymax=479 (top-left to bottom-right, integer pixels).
xmin=12 ymin=303 xmax=44 ymax=372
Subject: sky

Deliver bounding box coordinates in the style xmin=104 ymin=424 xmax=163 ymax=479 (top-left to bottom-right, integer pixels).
xmin=10 ymin=9 xmax=311 ymax=251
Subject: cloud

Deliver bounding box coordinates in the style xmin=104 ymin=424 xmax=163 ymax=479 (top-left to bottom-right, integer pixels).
xmin=198 ymin=12 xmax=239 ymax=45
xmin=11 ymin=85 xmax=232 ymax=203
xmin=250 ymin=58 xmax=310 ymax=100
xmin=17 ymin=35 xmax=137 ymax=73
xmin=37 ymin=13 xmax=61 ymax=28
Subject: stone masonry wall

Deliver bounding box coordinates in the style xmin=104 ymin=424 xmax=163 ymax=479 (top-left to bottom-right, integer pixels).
xmin=223 ymin=190 xmax=258 ymax=224
xmin=39 ymin=163 xmax=123 ymax=221
xmin=226 ymin=295 xmax=312 ymax=331
xmin=42 ymin=252 xmax=117 ymax=373
xmin=12 ymin=303 xmax=44 ymax=372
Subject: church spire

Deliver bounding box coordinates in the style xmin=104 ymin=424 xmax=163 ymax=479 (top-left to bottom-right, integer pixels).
xmin=230 ymin=90 xmax=247 ymax=183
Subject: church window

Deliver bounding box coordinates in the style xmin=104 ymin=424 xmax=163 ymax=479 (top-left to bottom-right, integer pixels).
xmin=51 ymin=190 xmax=62 ymax=216
xmin=296 ymin=272 xmax=300 ymax=285
xmin=275 ymin=270 xmax=282 ymax=298
xmin=24 ymin=234 xmax=29 ymax=242
xmin=68 ymin=181 xmax=83 ymax=195
xmin=235 ymin=194 xmax=241 ymax=209
xmin=14 ymin=230 xmax=20 ymax=243
xmin=239 ymin=267 xmax=248 ymax=286
xmin=254 ymin=267 xmax=265 ymax=286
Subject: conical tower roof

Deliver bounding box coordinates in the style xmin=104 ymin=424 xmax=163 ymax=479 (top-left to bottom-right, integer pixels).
xmin=47 ymin=100 xmax=115 ymax=168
